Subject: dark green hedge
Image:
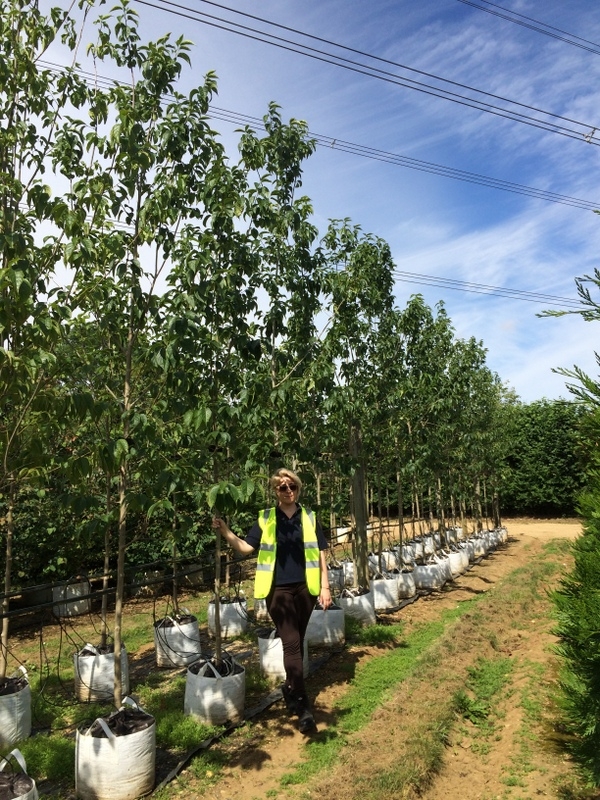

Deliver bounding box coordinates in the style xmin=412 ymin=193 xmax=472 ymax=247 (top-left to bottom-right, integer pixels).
xmin=499 ymin=399 xmax=585 ymax=517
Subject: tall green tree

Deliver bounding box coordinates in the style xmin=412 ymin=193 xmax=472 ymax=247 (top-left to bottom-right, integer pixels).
xmin=320 ymin=220 xmax=395 ymax=586
xmin=58 ymin=0 xmax=238 ymax=703
xmin=0 ymin=0 xmax=93 ymax=678
xmin=543 ymin=269 xmax=600 ymax=783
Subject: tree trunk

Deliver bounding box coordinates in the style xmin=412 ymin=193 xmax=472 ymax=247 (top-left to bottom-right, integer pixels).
xmin=350 ymin=424 xmax=369 ymax=588
xmin=0 ymin=478 xmax=15 ymax=680
xmin=377 ymin=469 xmax=384 ymax=574
xmin=492 ymin=488 xmax=501 ymax=529
xmin=113 ymin=320 xmax=133 ymax=707
xmin=100 ymin=475 xmax=112 ymax=650
xmin=213 ymin=526 xmax=222 ymax=665
xmin=113 ymin=461 xmax=127 ymax=707
xmin=436 ymin=477 xmax=445 ymax=540
xmin=474 ymin=480 xmax=483 ymax=533
xmin=460 ymin=498 xmax=467 ymax=537
xmin=396 ymin=461 xmax=404 ymax=551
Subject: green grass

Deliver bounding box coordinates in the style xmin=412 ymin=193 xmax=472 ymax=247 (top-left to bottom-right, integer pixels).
xmin=454 ymin=656 xmax=514 ymax=728
xmin=17 ymin=733 xmax=75 ymax=782
xmin=345 ymin=616 xmax=404 ymax=645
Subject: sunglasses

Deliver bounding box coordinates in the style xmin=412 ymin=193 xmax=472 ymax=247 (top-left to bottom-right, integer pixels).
xmin=276 ymin=482 xmax=298 ymax=492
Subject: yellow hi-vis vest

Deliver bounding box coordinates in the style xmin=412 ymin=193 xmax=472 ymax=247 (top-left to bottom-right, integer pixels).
xmin=254 ymin=506 xmax=321 ymax=599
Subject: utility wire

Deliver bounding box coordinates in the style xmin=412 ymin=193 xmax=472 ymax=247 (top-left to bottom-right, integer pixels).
xmin=392 ymin=269 xmax=581 ymax=309
xmin=457 ymin=0 xmax=600 ymax=56
xmin=35 ymin=62 xmax=583 ymax=310
xmin=131 ymin=0 xmax=600 ymax=146
xmin=38 ymin=60 xmax=600 ymax=211
xmin=210 ymin=105 xmax=600 ymax=211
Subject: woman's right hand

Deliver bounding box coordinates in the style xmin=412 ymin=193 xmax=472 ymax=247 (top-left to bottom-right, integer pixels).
xmin=212 ymin=516 xmax=226 ymax=535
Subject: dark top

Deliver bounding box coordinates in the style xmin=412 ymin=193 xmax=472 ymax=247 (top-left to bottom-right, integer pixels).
xmin=244 ymin=504 xmax=328 ymax=586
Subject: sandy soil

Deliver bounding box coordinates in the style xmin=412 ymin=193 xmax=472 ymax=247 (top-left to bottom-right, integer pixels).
xmin=172 ymin=517 xmax=585 ymax=800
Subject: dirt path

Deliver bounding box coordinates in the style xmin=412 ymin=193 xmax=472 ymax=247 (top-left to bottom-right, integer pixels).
xmin=169 ymin=518 xmax=584 ymax=800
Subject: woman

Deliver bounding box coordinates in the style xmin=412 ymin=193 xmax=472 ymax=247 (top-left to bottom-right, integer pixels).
xmin=212 ymin=468 xmax=331 ymax=733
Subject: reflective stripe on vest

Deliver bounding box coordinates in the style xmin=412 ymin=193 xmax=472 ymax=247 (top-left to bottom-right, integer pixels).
xmin=254 ymin=507 xmax=321 ymax=599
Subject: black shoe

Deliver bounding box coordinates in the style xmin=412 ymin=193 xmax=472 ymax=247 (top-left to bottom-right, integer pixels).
xmin=281 ymin=683 xmax=299 ymax=715
xmin=298 ymin=706 xmax=316 ymax=734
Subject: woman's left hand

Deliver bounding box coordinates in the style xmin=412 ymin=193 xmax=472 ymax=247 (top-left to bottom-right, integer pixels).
xmin=319 ymin=586 xmax=333 ymax=609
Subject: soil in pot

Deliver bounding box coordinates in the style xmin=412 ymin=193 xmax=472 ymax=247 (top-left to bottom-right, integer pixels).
xmin=0 ymin=676 xmax=28 ymax=697
xmin=83 ymin=706 xmax=154 ymax=738
xmin=0 ymin=750 xmax=37 ymax=800
xmin=187 ymin=652 xmax=243 ymax=679
xmin=0 ymin=772 xmax=36 ymax=800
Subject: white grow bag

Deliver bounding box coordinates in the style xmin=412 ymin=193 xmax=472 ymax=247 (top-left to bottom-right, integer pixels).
xmin=257 ymin=629 xmax=309 ymax=680
xmin=423 ymin=535 xmax=435 ymax=556
xmin=0 ymin=749 xmax=38 ymax=800
xmin=397 ymin=571 xmax=417 ymax=599
xmin=465 ymin=540 xmax=477 ymax=562
xmin=471 ymin=537 xmax=488 ymax=559
xmin=74 ymin=644 xmax=130 ymax=703
xmin=447 ymin=550 xmax=468 ymax=579
xmin=184 ymin=656 xmax=245 ymax=725
xmin=306 ymin=605 xmax=345 ymax=646
xmin=434 ymin=555 xmax=453 ymax=583
xmin=0 ymin=667 xmax=31 ymax=749
xmin=368 ymin=551 xmax=398 ymax=576
xmin=338 ymin=589 xmax=376 ymax=625
xmin=412 ymin=562 xmax=445 ymax=591
xmin=395 ymin=545 xmax=414 ymax=566
xmin=409 ymin=540 xmax=424 ymax=561
xmin=208 ymin=600 xmax=248 ymax=638
xmin=75 ymin=699 xmax=156 ymax=800
xmin=154 ymin=615 xmax=201 ymax=667
xmin=445 ymin=528 xmax=458 ymax=546
xmin=53 ymin=579 xmax=91 ymax=618
xmin=485 ymin=529 xmax=501 ymax=549
xmin=371 ymin=575 xmax=400 ymax=610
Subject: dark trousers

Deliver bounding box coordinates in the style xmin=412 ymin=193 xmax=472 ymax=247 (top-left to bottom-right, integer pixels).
xmin=266 ymin=582 xmax=317 ymax=698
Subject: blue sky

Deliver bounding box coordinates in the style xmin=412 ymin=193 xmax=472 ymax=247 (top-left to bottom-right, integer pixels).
xmin=48 ymin=0 xmax=600 ymax=402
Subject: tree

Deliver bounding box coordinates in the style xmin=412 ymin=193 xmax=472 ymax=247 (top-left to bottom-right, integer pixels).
xmin=320 ymin=220 xmax=395 ymax=586
xmin=0 ymin=0 xmax=93 ymax=678
xmin=538 ymin=269 xmax=600 ymax=782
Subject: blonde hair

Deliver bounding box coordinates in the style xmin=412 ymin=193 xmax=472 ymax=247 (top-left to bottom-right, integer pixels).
xmin=270 ymin=467 xmax=302 ymax=494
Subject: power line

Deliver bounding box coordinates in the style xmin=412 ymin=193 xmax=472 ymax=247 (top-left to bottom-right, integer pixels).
xmin=457 ymin=0 xmax=600 ymax=56
xmin=38 ymin=61 xmax=600 ymax=212
xmin=34 ymin=66 xmax=583 ymax=310
xmin=392 ymin=268 xmax=581 ymax=309
xmin=209 ymin=105 xmax=600 ymax=211
xmin=131 ymin=0 xmax=600 ymax=146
